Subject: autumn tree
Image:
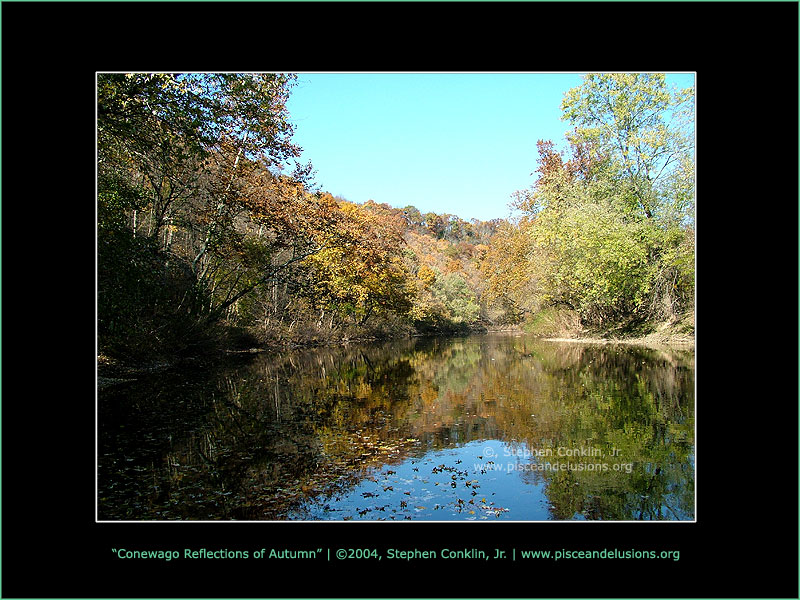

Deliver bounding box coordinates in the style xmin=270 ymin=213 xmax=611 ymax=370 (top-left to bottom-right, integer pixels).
xmin=305 ymin=199 xmax=415 ymax=327
xmin=97 ymin=73 xmax=317 ymax=359
xmin=480 ymin=218 xmax=538 ymax=323
xmin=98 ymin=73 xmax=306 ymax=242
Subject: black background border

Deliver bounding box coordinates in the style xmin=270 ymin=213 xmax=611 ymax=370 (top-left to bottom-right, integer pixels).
xmin=2 ymin=2 xmax=798 ymax=598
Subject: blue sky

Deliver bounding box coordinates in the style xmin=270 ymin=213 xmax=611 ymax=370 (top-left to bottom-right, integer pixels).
xmin=286 ymin=72 xmax=695 ymax=222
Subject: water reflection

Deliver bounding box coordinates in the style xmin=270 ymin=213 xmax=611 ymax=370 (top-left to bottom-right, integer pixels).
xmin=97 ymin=334 xmax=695 ymax=520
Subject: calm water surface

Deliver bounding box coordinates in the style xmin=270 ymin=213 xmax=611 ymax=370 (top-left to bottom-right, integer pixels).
xmin=97 ymin=334 xmax=695 ymax=521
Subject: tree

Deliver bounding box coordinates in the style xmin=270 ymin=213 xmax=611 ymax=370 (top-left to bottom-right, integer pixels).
xmin=560 ymin=73 xmax=694 ymax=221
xmin=195 ymin=177 xmax=341 ymax=323
xmin=423 ymin=212 xmax=445 ymax=238
xmin=483 ymin=73 xmax=695 ymax=330
xmin=402 ymin=205 xmax=423 ymax=227
xmin=98 ymin=73 xmax=308 ymax=245
xmin=434 ymin=272 xmax=481 ymax=324
xmin=528 ymin=199 xmax=655 ymax=325
xmin=97 ymin=73 xmax=318 ymax=358
xmin=480 ymin=219 xmax=538 ymax=322
xmin=306 ymin=199 xmax=415 ymax=326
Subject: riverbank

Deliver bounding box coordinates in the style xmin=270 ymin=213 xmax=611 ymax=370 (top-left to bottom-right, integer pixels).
xmin=542 ymin=332 xmax=694 ymax=350
xmin=527 ymin=308 xmax=694 ymax=350
xmin=541 ymin=320 xmax=695 ymax=349
xmin=97 ymin=321 xmax=496 ymax=386
xmin=97 ymin=316 xmax=694 ymax=388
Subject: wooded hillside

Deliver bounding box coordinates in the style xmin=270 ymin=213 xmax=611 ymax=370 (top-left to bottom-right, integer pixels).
xmin=98 ymin=73 xmax=695 ymax=364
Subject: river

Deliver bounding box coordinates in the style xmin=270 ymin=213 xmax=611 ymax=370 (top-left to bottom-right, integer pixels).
xmin=97 ymin=333 xmax=695 ymax=521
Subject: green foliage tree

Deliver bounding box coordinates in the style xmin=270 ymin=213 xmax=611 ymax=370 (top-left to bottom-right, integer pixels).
xmin=484 ymin=73 xmax=695 ymax=331
xmin=561 ymin=73 xmax=695 ymax=221
xmin=434 ymin=273 xmax=481 ymax=324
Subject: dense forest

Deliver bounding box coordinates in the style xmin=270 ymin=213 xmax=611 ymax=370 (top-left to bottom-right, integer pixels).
xmin=98 ymin=73 xmax=695 ymax=367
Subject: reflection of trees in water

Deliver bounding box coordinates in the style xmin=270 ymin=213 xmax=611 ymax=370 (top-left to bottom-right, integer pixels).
xmin=505 ymin=342 xmax=695 ymax=520
xmin=98 ymin=335 xmax=694 ymax=520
